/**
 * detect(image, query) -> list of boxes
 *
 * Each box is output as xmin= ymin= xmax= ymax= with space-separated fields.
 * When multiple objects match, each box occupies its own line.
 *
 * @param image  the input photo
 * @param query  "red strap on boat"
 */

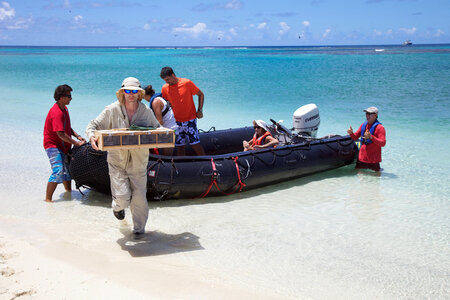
xmin=195 ymin=157 xmax=246 ymax=199
xmin=232 ymin=156 xmax=246 ymax=193
xmin=195 ymin=158 xmax=218 ymax=199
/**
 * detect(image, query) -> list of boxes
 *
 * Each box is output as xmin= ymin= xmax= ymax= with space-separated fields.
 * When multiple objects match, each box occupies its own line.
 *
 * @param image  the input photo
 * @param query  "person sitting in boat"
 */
xmin=243 ymin=120 xmax=279 ymax=151
xmin=144 ymin=85 xmax=176 ymax=156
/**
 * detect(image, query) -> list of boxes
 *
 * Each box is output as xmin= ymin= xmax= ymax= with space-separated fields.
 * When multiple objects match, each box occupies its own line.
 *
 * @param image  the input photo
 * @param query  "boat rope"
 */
xmin=194 ymin=157 xmax=246 ymax=199
xmin=243 ymin=159 xmax=252 ymax=179
xmin=76 ymin=184 xmax=91 ymax=195
xmin=252 ymin=149 xmax=277 ymax=166
xmin=198 ymin=126 xmax=216 ymax=133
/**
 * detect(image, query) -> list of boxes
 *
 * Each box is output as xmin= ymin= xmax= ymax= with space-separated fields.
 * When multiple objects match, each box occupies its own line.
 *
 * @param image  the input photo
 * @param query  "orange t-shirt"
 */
xmin=161 ymin=78 xmax=200 ymax=122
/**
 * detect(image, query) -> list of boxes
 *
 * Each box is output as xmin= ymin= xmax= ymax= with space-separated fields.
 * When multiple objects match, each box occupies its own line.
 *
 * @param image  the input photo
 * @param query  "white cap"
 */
xmin=363 ymin=106 xmax=379 ymax=114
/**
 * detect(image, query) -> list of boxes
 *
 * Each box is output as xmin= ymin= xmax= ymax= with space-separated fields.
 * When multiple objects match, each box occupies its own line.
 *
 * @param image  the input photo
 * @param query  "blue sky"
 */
xmin=0 ymin=0 xmax=448 ymax=46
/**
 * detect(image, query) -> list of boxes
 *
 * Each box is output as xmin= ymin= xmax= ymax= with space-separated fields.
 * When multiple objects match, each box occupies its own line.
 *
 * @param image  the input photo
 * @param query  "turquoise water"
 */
xmin=0 ymin=45 xmax=449 ymax=298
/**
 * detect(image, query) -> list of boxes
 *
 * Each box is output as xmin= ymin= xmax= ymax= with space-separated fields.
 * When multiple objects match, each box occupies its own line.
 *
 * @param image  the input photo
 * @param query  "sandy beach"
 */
xmin=0 ymin=210 xmax=281 ymax=300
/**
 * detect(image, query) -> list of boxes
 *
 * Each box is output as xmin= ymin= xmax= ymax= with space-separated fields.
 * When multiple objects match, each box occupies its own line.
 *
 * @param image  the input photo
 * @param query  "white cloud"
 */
xmin=6 ymin=17 xmax=31 ymax=29
xmin=64 ymin=0 xmax=71 ymax=9
xmin=0 ymin=2 xmax=15 ymax=21
xmin=257 ymin=22 xmax=267 ymax=30
xmin=323 ymin=28 xmax=331 ymax=38
xmin=302 ymin=20 xmax=310 ymax=27
xmin=229 ymin=27 xmax=237 ymax=36
xmin=172 ymin=22 xmax=209 ymax=38
xmin=374 ymin=29 xmax=393 ymax=36
xmin=225 ymin=0 xmax=242 ymax=10
xmin=399 ymin=27 xmax=416 ymax=35
xmin=143 ymin=23 xmax=151 ymax=30
xmin=435 ymin=29 xmax=444 ymax=37
xmin=279 ymin=22 xmax=290 ymax=35
xmin=74 ymin=15 xmax=83 ymax=22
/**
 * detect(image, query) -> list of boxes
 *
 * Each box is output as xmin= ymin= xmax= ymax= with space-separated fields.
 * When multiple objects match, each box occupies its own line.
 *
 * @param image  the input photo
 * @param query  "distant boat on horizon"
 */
xmin=403 ymin=40 xmax=412 ymax=46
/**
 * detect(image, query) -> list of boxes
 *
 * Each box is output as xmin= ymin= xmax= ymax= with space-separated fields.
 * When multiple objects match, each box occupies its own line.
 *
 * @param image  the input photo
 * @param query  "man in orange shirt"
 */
xmin=160 ymin=66 xmax=205 ymax=156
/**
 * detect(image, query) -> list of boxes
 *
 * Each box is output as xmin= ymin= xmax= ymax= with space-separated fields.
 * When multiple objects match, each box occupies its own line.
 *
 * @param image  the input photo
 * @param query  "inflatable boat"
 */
xmin=70 ymin=104 xmax=358 ymax=200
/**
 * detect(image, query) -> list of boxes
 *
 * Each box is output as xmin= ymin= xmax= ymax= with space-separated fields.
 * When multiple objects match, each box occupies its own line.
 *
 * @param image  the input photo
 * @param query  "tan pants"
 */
xmin=108 ymin=163 xmax=148 ymax=234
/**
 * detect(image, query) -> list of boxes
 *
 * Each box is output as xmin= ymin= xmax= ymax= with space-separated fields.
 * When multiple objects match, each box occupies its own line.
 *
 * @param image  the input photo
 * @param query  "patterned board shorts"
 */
xmin=175 ymin=118 xmax=201 ymax=146
xmin=46 ymin=148 xmax=71 ymax=183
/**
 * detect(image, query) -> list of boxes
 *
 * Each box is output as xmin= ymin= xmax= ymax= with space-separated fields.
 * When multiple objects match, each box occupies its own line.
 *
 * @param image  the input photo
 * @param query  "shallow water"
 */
xmin=0 ymin=45 xmax=449 ymax=298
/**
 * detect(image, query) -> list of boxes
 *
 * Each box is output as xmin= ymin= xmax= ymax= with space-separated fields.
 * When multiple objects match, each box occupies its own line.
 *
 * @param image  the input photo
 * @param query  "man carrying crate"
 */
xmin=86 ymin=77 xmax=160 ymax=239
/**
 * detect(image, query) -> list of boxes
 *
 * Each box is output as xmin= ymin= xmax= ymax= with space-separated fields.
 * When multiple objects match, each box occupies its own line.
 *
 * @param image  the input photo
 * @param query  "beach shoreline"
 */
xmin=0 ymin=213 xmax=282 ymax=300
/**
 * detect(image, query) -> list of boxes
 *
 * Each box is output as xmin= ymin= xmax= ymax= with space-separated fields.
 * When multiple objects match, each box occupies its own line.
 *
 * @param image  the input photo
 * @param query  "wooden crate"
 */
xmin=94 ymin=128 xmax=175 ymax=151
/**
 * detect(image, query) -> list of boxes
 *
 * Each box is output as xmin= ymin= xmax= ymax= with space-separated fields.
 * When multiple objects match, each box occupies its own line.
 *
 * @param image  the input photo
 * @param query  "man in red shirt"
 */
xmin=347 ymin=106 xmax=386 ymax=172
xmin=43 ymin=84 xmax=86 ymax=202
xmin=160 ymin=66 xmax=205 ymax=156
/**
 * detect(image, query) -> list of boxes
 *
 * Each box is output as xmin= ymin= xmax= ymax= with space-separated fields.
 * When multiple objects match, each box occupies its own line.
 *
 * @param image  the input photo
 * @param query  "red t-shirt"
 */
xmin=43 ymin=103 xmax=72 ymax=154
xmin=161 ymin=78 xmax=200 ymax=122
xmin=350 ymin=122 xmax=386 ymax=163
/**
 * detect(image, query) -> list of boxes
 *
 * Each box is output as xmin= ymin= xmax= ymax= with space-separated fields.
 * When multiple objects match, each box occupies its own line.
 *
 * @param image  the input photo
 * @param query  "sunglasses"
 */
xmin=65 ymin=94 xmax=72 ymax=99
xmin=254 ymin=126 xmax=262 ymax=129
xmin=124 ymin=89 xmax=139 ymax=94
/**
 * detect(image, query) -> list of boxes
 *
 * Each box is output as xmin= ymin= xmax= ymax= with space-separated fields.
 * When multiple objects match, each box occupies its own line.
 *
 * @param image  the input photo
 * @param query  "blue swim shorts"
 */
xmin=175 ymin=118 xmax=201 ymax=146
xmin=46 ymin=148 xmax=71 ymax=183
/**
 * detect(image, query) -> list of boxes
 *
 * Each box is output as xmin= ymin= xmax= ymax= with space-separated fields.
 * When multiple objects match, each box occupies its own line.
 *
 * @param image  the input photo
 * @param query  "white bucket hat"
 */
xmin=253 ymin=120 xmax=269 ymax=132
xmin=117 ymin=77 xmax=144 ymax=100
xmin=120 ymin=77 xmax=144 ymax=91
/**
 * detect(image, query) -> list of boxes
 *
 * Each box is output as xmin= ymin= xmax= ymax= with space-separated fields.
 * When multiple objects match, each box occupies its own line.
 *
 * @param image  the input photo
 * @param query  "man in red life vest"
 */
xmin=243 ymin=120 xmax=279 ymax=151
xmin=347 ymin=106 xmax=386 ymax=172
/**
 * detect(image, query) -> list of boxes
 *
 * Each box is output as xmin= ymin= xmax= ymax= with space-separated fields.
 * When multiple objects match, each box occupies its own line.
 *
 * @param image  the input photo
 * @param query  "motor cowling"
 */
xmin=293 ymin=104 xmax=320 ymax=137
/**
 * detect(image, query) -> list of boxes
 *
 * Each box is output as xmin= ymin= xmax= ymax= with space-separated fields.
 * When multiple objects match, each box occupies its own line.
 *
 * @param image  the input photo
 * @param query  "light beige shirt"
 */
xmin=86 ymin=101 xmax=160 ymax=171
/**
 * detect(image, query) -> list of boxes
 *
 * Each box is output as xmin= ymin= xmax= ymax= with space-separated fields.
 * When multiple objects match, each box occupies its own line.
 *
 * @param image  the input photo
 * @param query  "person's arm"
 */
xmin=196 ymin=89 xmax=204 ymax=119
xmin=151 ymin=98 xmax=164 ymax=126
xmin=71 ymin=129 xmax=86 ymax=143
xmin=86 ymin=108 xmax=111 ymax=151
xmin=253 ymin=135 xmax=279 ymax=149
xmin=243 ymin=139 xmax=254 ymax=151
xmin=348 ymin=124 xmax=362 ymax=140
xmin=56 ymin=131 xmax=85 ymax=147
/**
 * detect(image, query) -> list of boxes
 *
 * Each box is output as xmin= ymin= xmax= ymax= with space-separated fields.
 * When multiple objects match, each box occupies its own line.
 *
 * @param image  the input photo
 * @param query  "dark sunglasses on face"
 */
xmin=254 ymin=126 xmax=261 ymax=129
xmin=65 ymin=94 xmax=72 ymax=99
xmin=124 ymin=89 xmax=139 ymax=94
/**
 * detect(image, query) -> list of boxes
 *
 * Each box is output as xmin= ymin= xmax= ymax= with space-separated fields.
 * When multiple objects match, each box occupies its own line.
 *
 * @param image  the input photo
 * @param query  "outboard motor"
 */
xmin=293 ymin=104 xmax=320 ymax=137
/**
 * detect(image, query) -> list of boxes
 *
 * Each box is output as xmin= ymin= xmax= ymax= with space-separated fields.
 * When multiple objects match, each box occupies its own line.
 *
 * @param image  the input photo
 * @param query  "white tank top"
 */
xmin=154 ymin=97 xmax=177 ymax=130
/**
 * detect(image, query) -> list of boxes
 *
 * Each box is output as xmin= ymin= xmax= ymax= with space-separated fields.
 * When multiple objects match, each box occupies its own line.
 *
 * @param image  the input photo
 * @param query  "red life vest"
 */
xmin=252 ymin=131 xmax=272 ymax=146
